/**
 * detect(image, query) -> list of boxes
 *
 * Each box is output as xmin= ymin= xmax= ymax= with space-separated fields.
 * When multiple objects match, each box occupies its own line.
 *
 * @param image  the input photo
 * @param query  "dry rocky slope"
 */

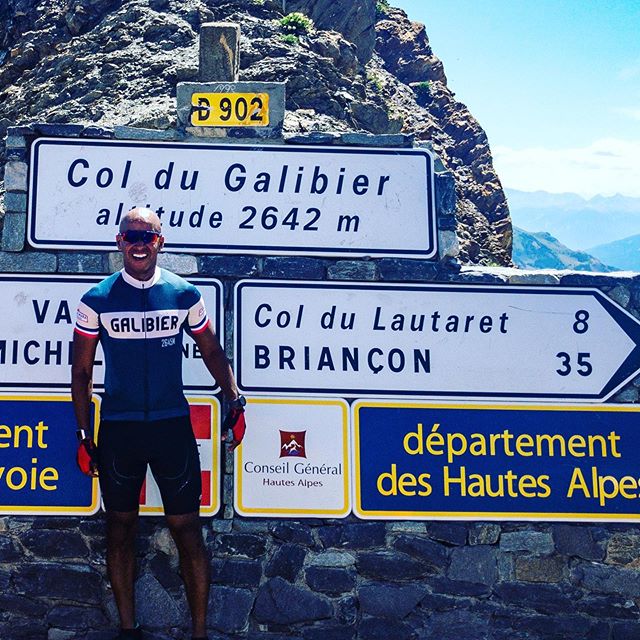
xmin=0 ymin=0 xmax=512 ymax=265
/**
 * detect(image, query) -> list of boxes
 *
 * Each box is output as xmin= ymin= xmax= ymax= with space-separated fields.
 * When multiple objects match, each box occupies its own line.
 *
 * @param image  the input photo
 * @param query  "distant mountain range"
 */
xmin=507 ymin=189 xmax=640 ymax=272
xmin=512 ymin=228 xmax=616 ymax=272
xmin=589 ymin=234 xmax=640 ymax=271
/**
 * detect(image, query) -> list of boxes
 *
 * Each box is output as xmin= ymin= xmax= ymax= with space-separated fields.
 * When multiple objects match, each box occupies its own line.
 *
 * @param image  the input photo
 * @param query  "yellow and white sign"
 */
xmin=234 ymin=397 xmax=350 ymax=518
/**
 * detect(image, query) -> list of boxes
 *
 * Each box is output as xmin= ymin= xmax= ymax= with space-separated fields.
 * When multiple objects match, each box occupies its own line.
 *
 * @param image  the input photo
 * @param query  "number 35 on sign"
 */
xmin=191 ymin=92 xmax=269 ymax=126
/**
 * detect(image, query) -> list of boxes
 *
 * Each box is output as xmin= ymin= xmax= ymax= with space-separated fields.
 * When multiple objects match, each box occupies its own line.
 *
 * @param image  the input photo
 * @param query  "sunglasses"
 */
xmin=120 ymin=230 xmax=161 ymax=244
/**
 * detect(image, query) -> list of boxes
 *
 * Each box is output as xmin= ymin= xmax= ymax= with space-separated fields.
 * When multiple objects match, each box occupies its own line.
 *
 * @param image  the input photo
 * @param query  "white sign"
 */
xmin=28 ymin=138 xmax=436 ymax=258
xmin=234 ymin=281 xmax=640 ymax=402
xmin=0 ymin=275 xmax=222 ymax=392
xmin=234 ymin=397 xmax=350 ymax=518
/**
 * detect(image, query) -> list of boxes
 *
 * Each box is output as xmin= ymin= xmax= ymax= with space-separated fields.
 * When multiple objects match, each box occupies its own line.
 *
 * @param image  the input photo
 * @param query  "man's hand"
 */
xmin=76 ymin=437 xmax=99 ymax=476
xmin=222 ymin=398 xmax=246 ymax=451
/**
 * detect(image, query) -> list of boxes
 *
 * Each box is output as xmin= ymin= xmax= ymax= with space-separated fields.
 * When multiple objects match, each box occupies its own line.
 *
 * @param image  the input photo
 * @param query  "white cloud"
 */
xmin=618 ymin=60 xmax=640 ymax=81
xmin=614 ymin=107 xmax=640 ymax=121
xmin=492 ymin=138 xmax=640 ymax=198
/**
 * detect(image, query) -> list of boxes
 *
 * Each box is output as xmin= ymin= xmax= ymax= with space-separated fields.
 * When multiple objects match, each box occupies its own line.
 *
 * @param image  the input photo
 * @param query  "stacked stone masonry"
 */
xmin=1 ymin=126 xmax=639 ymax=639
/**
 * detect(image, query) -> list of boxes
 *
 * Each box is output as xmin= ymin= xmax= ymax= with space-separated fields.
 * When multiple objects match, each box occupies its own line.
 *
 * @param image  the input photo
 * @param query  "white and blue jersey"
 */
xmin=75 ymin=267 xmax=209 ymax=421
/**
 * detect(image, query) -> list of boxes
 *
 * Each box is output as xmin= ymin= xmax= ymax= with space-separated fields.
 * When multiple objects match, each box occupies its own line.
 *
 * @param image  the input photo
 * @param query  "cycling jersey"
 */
xmin=75 ymin=267 xmax=209 ymax=421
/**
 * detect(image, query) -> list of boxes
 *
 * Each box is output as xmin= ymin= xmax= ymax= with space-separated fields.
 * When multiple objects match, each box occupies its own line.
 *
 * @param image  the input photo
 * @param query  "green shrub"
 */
xmin=413 ymin=80 xmax=431 ymax=102
xmin=279 ymin=12 xmax=313 ymax=35
xmin=367 ymin=71 xmax=383 ymax=92
xmin=376 ymin=0 xmax=390 ymax=18
xmin=280 ymin=33 xmax=299 ymax=45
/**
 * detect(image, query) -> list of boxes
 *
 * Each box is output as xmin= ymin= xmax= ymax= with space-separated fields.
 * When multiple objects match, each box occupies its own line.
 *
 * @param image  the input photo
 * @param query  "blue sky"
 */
xmin=395 ymin=0 xmax=640 ymax=198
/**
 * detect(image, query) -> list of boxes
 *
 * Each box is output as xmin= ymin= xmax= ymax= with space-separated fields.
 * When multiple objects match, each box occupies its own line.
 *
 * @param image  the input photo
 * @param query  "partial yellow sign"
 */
xmin=0 ymin=393 xmax=100 ymax=516
xmin=191 ymin=93 xmax=269 ymax=126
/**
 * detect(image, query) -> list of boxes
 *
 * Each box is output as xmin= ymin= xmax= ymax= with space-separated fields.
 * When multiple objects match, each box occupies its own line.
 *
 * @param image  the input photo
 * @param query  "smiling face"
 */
xmin=116 ymin=208 xmax=164 ymax=281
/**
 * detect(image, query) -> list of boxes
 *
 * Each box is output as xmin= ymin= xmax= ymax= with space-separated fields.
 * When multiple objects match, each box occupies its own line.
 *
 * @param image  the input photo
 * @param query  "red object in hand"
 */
xmin=76 ymin=438 xmax=98 ymax=476
xmin=223 ymin=407 xmax=246 ymax=451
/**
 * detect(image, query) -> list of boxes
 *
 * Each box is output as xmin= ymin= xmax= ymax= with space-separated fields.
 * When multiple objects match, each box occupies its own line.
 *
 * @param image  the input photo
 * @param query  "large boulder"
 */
xmin=287 ymin=0 xmax=377 ymax=62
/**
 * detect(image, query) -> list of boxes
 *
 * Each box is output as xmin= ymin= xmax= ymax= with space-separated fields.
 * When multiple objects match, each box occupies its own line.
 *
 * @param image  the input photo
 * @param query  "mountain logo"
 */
xmin=280 ymin=430 xmax=307 ymax=458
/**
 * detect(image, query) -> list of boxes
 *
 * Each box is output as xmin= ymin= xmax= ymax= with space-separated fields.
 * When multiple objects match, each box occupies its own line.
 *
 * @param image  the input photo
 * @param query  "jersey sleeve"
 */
xmin=75 ymin=299 xmax=100 ymax=339
xmin=187 ymin=295 xmax=210 ymax=334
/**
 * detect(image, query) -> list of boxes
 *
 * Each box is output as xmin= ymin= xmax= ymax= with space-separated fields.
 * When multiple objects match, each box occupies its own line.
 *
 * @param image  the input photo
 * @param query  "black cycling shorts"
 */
xmin=97 ymin=415 xmax=202 ymax=515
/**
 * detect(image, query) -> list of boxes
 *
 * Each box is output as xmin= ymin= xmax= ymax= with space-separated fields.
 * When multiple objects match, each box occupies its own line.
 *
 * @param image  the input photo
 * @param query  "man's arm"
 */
xmin=71 ymin=332 xmax=99 ymax=433
xmin=191 ymin=324 xmax=239 ymax=400
xmin=191 ymin=319 xmax=246 ymax=451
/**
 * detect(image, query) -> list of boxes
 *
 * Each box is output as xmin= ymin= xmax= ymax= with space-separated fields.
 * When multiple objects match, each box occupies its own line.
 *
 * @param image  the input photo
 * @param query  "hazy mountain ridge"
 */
xmin=506 ymin=188 xmax=640 ymax=251
xmin=512 ymin=227 xmax=616 ymax=272
xmin=589 ymin=234 xmax=640 ymax=272
xmin=508 ymin=189 xmax=639 ymax=272
xmin=507 ymin=189 xmax=640 ymax=214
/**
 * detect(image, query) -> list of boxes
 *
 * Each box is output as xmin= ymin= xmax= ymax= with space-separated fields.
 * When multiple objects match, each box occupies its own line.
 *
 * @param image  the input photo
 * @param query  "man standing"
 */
xmin=72 ymin=208 xmax=246 ymax=640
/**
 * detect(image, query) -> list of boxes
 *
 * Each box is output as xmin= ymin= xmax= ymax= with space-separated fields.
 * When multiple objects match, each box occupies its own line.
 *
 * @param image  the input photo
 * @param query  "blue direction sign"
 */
xmin=0 ymin=394 xmax=100 ymax=515
xmin=235 ymin=281 xmax=640 ymax=402
xmin=353 ymin=400 xmax=640 ymax=522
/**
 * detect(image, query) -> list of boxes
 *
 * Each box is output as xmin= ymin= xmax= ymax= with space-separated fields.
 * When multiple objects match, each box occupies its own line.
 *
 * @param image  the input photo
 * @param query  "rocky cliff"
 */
xmin=0 ymin=0 xmax=512 ymax=265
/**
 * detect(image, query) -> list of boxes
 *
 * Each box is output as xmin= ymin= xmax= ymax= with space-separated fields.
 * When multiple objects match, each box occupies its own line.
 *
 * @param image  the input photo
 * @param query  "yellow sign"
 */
xmin=191 ymin=93 xmax=269 ymax=127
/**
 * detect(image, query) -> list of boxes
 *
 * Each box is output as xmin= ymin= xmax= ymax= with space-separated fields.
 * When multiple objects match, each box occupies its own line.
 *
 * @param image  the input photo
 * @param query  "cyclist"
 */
xmin=72 ymin=207 xmax=246 ymax=640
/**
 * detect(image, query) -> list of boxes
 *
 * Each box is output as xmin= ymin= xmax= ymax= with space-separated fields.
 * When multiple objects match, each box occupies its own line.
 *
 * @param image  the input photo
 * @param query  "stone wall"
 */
xmin=1 ymin=125 xmax=640 ymax=640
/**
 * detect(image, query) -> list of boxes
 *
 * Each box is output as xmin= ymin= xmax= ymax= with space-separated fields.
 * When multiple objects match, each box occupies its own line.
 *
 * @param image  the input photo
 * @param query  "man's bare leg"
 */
xmin=106 ymin=510 xmax=139 ymax=630
xmin=166 ymin=511 xmax=210 ymax=639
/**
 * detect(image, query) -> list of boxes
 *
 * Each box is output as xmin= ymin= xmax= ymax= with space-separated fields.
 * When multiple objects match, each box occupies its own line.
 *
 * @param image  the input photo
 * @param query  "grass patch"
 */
xmin=279 ymin=12 xmax=313 ymax=35
xmin=367 ymin=71 xmax=383 ymax=92
xmin=413 ymin=80 xmax=431 ymax=102
xmin=280 ymin=33 xmax=299 ymax=45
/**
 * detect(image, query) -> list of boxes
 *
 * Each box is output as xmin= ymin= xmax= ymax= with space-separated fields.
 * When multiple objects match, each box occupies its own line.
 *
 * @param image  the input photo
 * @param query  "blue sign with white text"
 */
xmin=0 ymin=394 xmax=99 ymax=515
xmin=353 ymin=400 xmax=640 ymax=521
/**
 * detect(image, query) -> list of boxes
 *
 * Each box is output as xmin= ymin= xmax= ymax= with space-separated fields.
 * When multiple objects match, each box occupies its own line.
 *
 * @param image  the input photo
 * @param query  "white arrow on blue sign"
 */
xmin=234 ymin=281 xmax=640 ymax=402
